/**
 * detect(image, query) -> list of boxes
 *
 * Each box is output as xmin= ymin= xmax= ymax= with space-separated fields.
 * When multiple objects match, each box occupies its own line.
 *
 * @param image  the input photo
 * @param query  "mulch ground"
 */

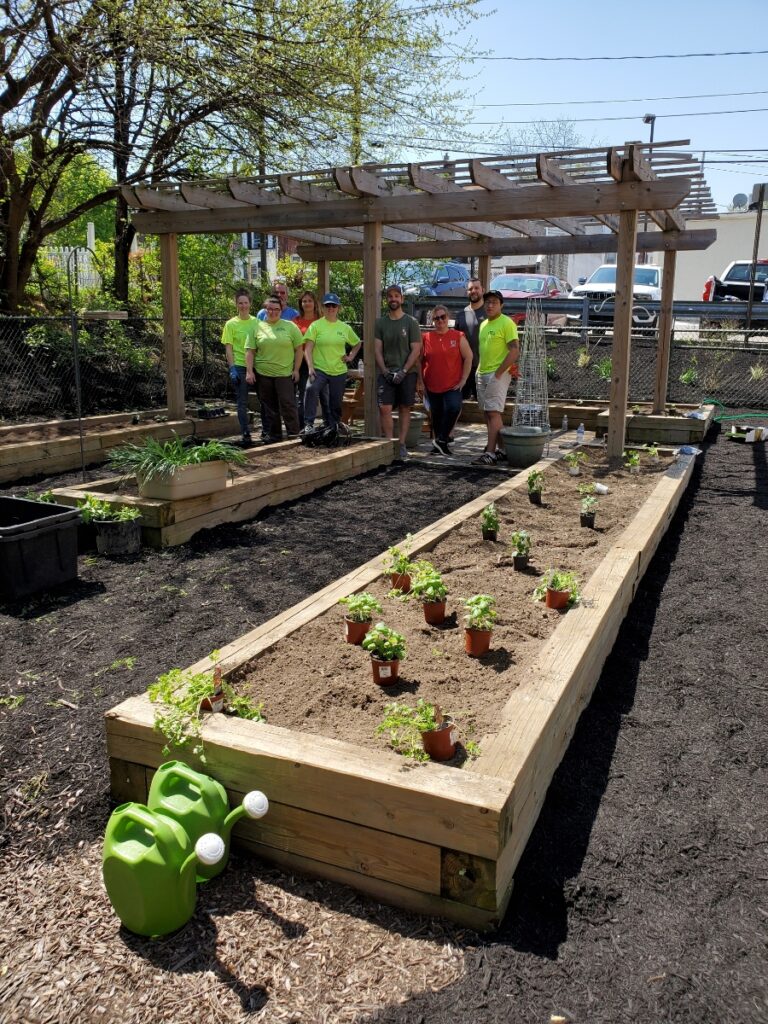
xmin=1 ymin=425 xmax=766 ymax=1024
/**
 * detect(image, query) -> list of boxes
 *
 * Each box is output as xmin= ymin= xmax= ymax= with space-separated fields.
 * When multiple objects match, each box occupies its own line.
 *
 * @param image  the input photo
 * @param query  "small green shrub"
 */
xmin=77 ymin=495 xmax=141 ymax=522
xmin=463 ymin=594 xmax=497 ymax=631
xmin=382 ymin=534 xmax=414 ymax=576
xmin=533 ymin=569 xmax=581 ymax=606
xmin=480 ymin=503 xmax=500 ymax=532
xmin=375 ymin=699 xmax=448 ymax=761
xmin=362 ymin=623 xmax=406 ymax=661
xmin=509 ymin=529 xmax=531 ymax=557
xmin=594 ymin=356 xmax=612 ymax=381
xmin=527 ymin=469 xmax=544 ymax=493
xmin=339 ymin=592 xmax=383 ymax=623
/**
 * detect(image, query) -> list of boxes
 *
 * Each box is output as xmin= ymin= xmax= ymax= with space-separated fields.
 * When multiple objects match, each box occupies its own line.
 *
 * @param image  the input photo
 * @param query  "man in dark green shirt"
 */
xmin=374 ymin=285 xmax=422 ymax=460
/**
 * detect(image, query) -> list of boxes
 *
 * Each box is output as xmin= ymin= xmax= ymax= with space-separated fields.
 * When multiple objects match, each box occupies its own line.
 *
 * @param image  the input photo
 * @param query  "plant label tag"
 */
xmin=379 ymin=665 xmax=392 ymax=679
xmin=449 ymin=729 xmax=457 ymax=745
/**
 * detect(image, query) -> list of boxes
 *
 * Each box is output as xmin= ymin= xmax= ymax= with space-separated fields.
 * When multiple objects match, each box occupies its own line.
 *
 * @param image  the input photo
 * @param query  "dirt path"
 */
xmin=0 ymin=429 xmax=766 ymax=1024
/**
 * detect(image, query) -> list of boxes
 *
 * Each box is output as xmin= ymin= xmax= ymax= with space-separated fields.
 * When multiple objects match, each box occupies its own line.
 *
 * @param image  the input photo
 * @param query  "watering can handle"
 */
xmin=117 ymin=804 xmax=168 ymax=841
xmin=161 ymin=760 xmax=205 ymax=791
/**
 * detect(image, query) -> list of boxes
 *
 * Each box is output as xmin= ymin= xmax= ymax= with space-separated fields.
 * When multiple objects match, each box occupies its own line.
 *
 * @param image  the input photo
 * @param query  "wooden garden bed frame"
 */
xmin=105 ymin=450 xmax=696 ymax=928
xmin=50 ymin=438 xmax=396 ymax=547
xmin=0 ymin=408 xmax=238 ymax=484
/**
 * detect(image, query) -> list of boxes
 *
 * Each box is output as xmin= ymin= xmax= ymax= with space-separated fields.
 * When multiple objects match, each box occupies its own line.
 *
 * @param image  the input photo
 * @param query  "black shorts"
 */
xmin=377 ymin=372 xmax=418 ymax=408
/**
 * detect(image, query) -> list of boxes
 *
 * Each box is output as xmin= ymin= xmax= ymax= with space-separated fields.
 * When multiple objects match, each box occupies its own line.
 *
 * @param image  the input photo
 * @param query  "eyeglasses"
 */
xmin=432 ymin=314 xmax=448 ymax=321
xmin=324 ymin=303 xmax=339 ymax=308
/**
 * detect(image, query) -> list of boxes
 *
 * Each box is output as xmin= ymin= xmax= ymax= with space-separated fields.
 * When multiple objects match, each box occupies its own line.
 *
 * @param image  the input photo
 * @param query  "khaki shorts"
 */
xmin=476 ymin=370 xmax=511 ymax=413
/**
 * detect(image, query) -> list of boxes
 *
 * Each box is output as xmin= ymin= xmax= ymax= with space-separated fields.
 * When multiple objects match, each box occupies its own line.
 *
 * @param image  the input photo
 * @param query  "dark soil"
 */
xmin=1 ymin=426 xmax=767 ymax=1024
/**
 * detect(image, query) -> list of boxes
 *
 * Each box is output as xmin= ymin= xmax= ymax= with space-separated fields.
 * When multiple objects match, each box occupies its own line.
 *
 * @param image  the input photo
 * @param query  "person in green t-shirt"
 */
xmin=245 ymin=295 xmax=304 ymax=441
xmin=374 ymin=285 xmax=422 ymax=460
xmin=221 ymin=288 xmax=259 ymax=446
xmin=472 ymin=290 xmax=520 ymax=466
xmin=303 ymin=293 xmax=361 ymax=429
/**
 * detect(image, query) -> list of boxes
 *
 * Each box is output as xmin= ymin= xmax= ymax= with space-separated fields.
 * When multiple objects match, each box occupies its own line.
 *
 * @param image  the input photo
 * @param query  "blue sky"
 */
xmin=412 ymin=0 xmax=768 ymax=212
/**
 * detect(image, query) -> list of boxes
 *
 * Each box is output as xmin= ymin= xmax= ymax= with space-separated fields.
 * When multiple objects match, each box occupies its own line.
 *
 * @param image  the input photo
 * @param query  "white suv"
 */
xmin=568 ymin=264 xmax=661 ymax=328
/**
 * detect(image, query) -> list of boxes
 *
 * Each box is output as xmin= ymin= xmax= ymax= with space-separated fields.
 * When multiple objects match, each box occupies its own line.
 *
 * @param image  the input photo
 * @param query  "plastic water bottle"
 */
xmin=561 ymin=414 xmax=568 ymax=432
xmin=576 ymin=422 xmax=585 ymax=444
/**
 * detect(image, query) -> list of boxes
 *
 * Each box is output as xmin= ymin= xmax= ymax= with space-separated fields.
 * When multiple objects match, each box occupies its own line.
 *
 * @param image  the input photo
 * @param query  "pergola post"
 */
xmin=159 ymin=233 xmax=185 ymax=420
xmin=606 ymin=209 xmax=638 ymax=461
xmin=653 ymin=249 xmax=677 ymax=413
xmin=478 ymin=254 xmax=491 ymax=289
xmin=317 ymin=259 xmax=330 ymax=298
xmin=362 ymin=222 xmax=382 ymax=436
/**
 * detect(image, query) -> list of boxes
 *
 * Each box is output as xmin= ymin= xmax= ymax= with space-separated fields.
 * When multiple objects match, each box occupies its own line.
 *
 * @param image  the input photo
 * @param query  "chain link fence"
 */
xmin=1 ymin=314 xmax=766 ymax=425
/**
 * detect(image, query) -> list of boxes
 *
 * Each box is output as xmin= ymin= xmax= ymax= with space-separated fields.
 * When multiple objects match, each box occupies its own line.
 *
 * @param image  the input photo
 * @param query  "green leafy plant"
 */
xmin=382 ymin=534 xmax=414 ymax=576
xmin=463 ymin=594 xmax=497 ymax=631
xmin=545 ymin=356 xmax=557 ymax=379
xmin=480 ymin=503 xmax=500 ymax=532
xmin=0 ymin=695 xmax=25 ymax=710
xmin=577 ymin=482 xmax=595 ymax=497
xmin=410 ymin=564 xmax=447 ymax=603
xmin=576 ymin=347 xmax=591 ymax=369
xmin=564 ymin=450 xmax=587 ymax=468
xmin=679 ymin=357 xmax=699 ymax=386
xmin=77 ymin=495 xmax=141 ymax=522
xmin=362 ymin=623 xmax=406 ymax=662
xmin=375 ymin=699 xmax=449 ymax=762
xmin=749 ymin=363 xmax=766 ymax=382
xmin=24 ymin=489 xmax=55 ymax=503
xmin=533 ymin=569 xmax=581 ymax=606
xmin=594 ymin=355 xmax=612 ymax=381
xmin=646 ymin=444 xmax=659 ymax=459
xmin=623 ymin=449 xmax=641 ymax=469
xmin=509 ymin=529 xmax=531 ymax=557
xmin=527 ymin=469 xmax=544 ymax=493
xmin=108 ymin=435 xmax=247 ymax=481
xmin=339 ymin=592 xmax=383 ymax=623
xmin=580 ymin=495 xmax=598 ymax=514
xmin=109 ymin=656 xmax=136 ymax=671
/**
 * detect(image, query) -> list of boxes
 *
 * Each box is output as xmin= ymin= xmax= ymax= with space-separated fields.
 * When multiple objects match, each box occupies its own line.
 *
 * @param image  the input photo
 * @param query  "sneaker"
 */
xmin=241 ymin=434 xmax=254 ymax=448
xmin=431 ymin=439 xmax=445 ymax=456
xmin=398 ymin=443 xmax=409 ymax=461
xmin=472 ymin=451 xmax=498 ymax=466
xmin=433 ymin=439 xmax=453 ymax=457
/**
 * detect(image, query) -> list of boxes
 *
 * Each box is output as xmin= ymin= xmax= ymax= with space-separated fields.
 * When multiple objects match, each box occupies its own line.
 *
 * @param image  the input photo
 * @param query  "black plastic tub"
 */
xmin=0 ymin=497 xmax=81 ymax=600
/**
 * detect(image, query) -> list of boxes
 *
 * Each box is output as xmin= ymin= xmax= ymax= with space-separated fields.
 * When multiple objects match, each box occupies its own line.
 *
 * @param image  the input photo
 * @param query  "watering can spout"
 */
xmin=222 ymin=790 xmax=269 ymax=837
xmin=181 ymin=833 xmax=226 ymax=883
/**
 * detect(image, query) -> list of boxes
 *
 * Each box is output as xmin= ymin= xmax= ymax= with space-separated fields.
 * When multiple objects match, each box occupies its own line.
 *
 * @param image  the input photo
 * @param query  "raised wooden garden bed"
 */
xmin=105 ymin=448 xmax=695 ymax=928
xmin=51 ymin=438 xmax=396 ymax=547
xmin=0 ymin=408 xmax=238 ymax=484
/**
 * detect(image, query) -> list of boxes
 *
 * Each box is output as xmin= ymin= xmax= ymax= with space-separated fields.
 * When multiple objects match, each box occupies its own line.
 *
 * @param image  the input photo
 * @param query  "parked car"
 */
xmin=702 ymin=260 xmax=768 ymax=303
xmin=403 ymin=262 xmax=470 ymax=298
xmin=489 ymin=272 xmax=570 ymax=326
xmin=568 ymin=264 xmax=661 ymax=329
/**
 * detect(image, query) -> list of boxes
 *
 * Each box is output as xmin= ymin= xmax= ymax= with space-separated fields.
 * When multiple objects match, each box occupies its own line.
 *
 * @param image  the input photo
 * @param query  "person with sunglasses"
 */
xmin=374 ymin=284 xmax=422 ymax=460
xmin=303 ymin=293 xmax=361 ymax=429
xmin=419 ymin=305 xmax=473 ymax=456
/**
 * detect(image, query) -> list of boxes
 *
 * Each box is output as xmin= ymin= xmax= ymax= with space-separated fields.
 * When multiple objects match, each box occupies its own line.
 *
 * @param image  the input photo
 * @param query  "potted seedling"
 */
xmin=480 ymin=502 xmax=500 ymax=542
xmin=376 ymin=699 xmax=457 ymax=762
xmin=624 ymin=449 xmax=641 ymax=475
xmin=77 ymin=495 xmax=142 ymax=556
xmin=362 ymin=622 xmax=406 ymax=686
xmin=339 ymin=592 xmax=383 ymax=645
xmin=646 ymin=444 xmax=660 ymax=465
xmin=527 ymin=468 xmax=544 ymax=505
xmin=580 ymin=494 xmax=598 ymax=528
xmin=463 ymin=594 xmax=497 ymax=657
xmin=564 ymin=450 xmax=587 ymax=476
xmin=410 ymin=563 xmax=448 ymax=625
xmin=509 ymin=529 xmax=531 ymax=570
xmin=108 ymin=435 xmax=248 ymax=501
xmin=382 ymin=534 xmax=415 ymax=593
xmin=534 ymin=569 xmax=581 ymax=610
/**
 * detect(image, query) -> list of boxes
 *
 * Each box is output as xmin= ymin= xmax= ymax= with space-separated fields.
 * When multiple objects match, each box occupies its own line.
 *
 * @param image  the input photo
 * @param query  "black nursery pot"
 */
xmin=580 ymin=512 xmax=596 ymax=529
xmin=528 ymin=491 xmax=542 ymax=506
xmin=512 ymin=553 xmax=529 ymax=570
xmin=482 ymin=527 xmax=497 ymax=542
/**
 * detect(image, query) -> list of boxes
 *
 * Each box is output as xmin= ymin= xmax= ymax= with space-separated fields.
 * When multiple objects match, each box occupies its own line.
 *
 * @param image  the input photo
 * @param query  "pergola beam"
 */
xmin=469 ymin=159 xmax=584 ymax=236
xmin=537 ymin=155 xmax=618 ymax=233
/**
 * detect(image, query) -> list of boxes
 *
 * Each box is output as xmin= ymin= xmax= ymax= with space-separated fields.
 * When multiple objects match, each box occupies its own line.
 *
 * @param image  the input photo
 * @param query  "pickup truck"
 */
xmin=702 ymin=260 xmax=768 ymax=304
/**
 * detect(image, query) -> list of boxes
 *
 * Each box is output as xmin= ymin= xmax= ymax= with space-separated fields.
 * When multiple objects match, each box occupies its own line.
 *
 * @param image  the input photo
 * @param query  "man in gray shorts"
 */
xmin=473 ymin=289 xmax=520 ymax=465
xmin=374 ymin=284 xmax=422 ymax=460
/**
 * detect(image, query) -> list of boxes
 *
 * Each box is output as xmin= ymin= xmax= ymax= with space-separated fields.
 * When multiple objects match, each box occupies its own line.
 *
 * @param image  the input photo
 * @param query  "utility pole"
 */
xmin=746 ymin=182 xmax=767 ymax=334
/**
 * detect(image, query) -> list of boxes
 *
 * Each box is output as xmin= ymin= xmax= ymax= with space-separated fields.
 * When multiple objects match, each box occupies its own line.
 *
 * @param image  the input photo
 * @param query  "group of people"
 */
xmin=221 ymin=275 xmax=519 ymax=464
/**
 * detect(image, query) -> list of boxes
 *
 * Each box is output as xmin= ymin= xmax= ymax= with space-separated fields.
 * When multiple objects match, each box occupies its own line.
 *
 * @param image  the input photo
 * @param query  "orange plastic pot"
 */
xmin=371 ymin=657 xmax=399 ymax=686
xmin=420 ymin=719 xmax=457 ymax=761
xmin=545 ymin=587 xmax=570 ymax=610
xmin=390 ymin=572 xmax=411 ymax=593
xmin=464 ymin=628 xmax=492 ymax=657
xmin=423 ymin=600 xmax=446 ymax=626
xmin=344 ymin=617 xmax=371 ymax=645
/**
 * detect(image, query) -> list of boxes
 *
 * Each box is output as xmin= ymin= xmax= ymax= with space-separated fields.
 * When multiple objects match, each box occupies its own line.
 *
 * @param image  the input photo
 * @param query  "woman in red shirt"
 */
xmin=420 ymin=304 xmax=473 ymax=456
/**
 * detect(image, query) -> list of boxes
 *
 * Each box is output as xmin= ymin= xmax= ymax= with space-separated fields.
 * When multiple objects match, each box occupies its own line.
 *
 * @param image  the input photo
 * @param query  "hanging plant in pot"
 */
xmin=338 ymin=592 xmax=383 ymax=645
xmin=108 ymin=436 xmax=248 ymax=501
xmin=463 ymin=594 xmax=497 ymax=657
xmin=480 ymin=502 xmax=500 ymax=542
xmin=527 ymin=469 xmax=544 ymax=505
xmin=77 ymin=495 xmax=142 ymax=556
xmin=382 ymin=534 xmax=415 ymax=593
xmin=623 ymin=449 xmax=641 ymax=475
xmin=563 ymin=450 xmax=587 ymax=477
xmin=509 ymin=529 xmax=531 ymax=570
xmin=533 ymin=569 xmax=581 ymax=611
xmin=376 ymin=699 xmax=458 ymax=762
xmin=362 ymin=623 xmax=406 ymax=686
xmin=409 ymin=563 xmax=448 ymax=625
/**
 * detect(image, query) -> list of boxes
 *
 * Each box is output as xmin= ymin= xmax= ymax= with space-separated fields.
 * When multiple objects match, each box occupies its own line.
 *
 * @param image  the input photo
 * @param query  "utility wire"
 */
xmin=469 ymin=90 xmax=768 ymax=109
xmin=452 ymin=49 xmax=768 ymax=62
xmin=466 ymin=107 xmax=768 ymax=126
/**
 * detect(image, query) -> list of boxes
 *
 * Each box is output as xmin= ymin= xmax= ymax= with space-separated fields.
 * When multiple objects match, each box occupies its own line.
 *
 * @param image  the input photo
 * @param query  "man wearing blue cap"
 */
xmin=374 ymin=284 xmax=422 ymax=460
xmin=303 ymin=293 xmax=362 ymax=429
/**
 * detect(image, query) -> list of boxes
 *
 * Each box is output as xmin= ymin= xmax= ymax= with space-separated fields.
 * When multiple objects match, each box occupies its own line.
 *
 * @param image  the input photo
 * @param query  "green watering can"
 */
xmin=102 ymin=803 xmax=225 ymax=937
xmin=147 ymin=760 xmax=269 ymax=881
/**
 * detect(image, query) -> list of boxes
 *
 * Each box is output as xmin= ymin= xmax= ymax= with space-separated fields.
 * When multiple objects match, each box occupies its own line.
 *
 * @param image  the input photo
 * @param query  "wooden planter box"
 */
xmin=52 ymin=439 xmax=396 ymax=547
xmin=106 ymin=451 xmax=695 ymax=928
xmin=137 ymin=460 xmax=229 ymax=501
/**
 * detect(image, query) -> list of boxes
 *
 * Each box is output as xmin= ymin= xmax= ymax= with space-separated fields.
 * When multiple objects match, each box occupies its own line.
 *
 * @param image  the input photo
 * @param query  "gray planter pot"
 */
xmin=499 ymin=426 xmax=550 ymax=468
xmin=391 ymin=411 xmax=426 ymax=449
xmin=95 ymin=520 xmax=142 ymax=557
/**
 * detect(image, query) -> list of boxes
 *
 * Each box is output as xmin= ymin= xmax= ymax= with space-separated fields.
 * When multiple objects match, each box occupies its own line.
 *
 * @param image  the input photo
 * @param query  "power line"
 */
xmin=452 ymin=49 xmax=768 ymax=62
xmin=466 ymin=107 xmax=768 ymax=127
xmin=469 ymin=90 xmax=768 ymax=109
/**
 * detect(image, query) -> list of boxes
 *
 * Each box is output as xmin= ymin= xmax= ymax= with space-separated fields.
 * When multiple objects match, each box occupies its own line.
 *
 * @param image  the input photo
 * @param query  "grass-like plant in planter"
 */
xmin=339 ymin=592 xmax=383 ymax=645
xmin=362 ymin=623 xmax=406 ymax=686
xmin=509 ymin=529 xmax=531 ymax=570
xmin=376 ymin=699 xmax=457 ymax=762
xmin=409 ymin=562 xmax=448 ymax=626
xmin=527 ymin=468 xmax=544 ymax=505
xmin=148 ymin=658 xmax=264 ymax=761
xmin=480 ymin=503 xmax=500 ymax=541
xmin=382 ymin=534 xmax=415 ymax=592
xmin=77 ymin=495 xmax=142 ymax=556
xmin=534 ymin=569 xmax=581 ymax=610
xmin=463 ymin=594 xmax=497 ymax=657
xmin=108 ymin=435 xmax=248 ymax=500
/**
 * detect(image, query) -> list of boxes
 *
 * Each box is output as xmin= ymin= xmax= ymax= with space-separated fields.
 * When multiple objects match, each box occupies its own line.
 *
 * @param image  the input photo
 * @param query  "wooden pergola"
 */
xmin=123 ymin=141 xmax=717 ymax=459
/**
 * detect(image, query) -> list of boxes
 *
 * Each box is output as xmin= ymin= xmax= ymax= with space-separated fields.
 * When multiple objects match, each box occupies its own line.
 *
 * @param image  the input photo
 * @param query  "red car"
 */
xmin=489 ymin=273 xmax=570 ymax=326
